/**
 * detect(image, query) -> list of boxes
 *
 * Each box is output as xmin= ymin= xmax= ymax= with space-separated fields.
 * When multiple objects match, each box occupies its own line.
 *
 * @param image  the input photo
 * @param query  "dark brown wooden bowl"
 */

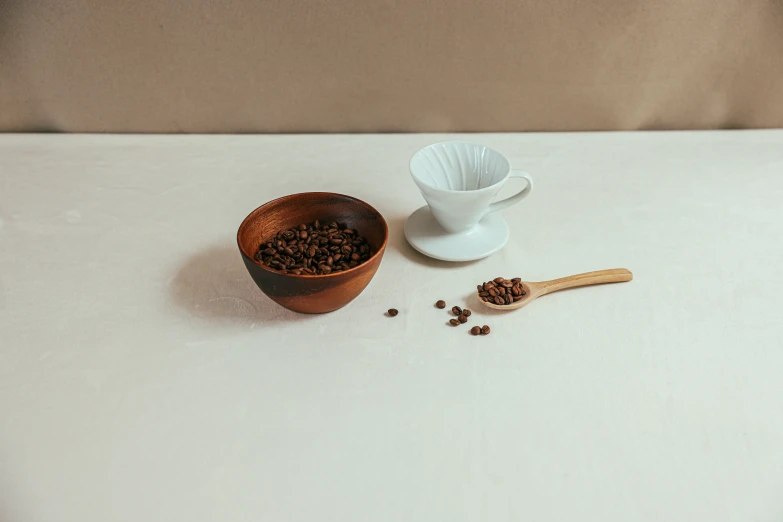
xmin=237 ymin=192 xmax=388 ymax=314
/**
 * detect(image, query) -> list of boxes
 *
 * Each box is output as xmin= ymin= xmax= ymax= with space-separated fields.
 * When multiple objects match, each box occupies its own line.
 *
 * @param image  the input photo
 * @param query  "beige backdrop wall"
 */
xmin=1 ymin=0 xmax=782 ymax=133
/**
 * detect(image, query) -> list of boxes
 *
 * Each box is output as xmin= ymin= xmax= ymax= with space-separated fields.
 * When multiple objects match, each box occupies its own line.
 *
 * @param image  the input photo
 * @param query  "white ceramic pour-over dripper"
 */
xmin=409 ymin=141 xmax=533 ymax=234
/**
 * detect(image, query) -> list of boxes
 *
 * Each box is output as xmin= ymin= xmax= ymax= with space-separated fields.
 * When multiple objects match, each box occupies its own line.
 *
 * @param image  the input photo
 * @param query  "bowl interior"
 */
xmin=238 ymin=192 xmax=388 ymax=270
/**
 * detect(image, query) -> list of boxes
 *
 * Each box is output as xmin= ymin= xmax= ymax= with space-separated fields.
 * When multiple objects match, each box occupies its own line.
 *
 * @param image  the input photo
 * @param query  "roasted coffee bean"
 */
xmin=481 ymin=325 xmax=490 ymax=335
xmin=388 ymin=308 xmax=399 ymax=317
xmin=458 ymin=314 xmax=468 ymax=324
xmin=451 ymin=306 xmax=462 ymax=316
xmin=255 ymin=219 xmax=372 ymax=275
xmin=504 ymin=294 xmax=512 ymax=304
xmin=494 ymin=296 xmax=504 ymax=305
xmin=471 ymin=326 xmax=481 ymax=335
xmin=436 ymin=300 xmax=446 ymax=309
xmin=449 ymin=318 xmax=461 ymax=326
xmin=493 ymin=277 xmax=505 ymax=284
xmin=488 ymin=287 xmax=499 ymax=297
xmin=462 ymin=309 xmax=471 ymax=317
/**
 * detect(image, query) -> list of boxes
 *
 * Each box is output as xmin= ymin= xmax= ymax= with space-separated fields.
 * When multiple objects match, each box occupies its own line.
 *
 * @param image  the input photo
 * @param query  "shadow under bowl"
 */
xmin=237 ymin=192 xmax=388 ymax=314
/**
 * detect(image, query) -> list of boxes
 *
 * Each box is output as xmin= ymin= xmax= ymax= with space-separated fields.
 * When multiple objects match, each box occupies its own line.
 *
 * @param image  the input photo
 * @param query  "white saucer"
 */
xmin=404 ymin=206 xmax=510 ymax=262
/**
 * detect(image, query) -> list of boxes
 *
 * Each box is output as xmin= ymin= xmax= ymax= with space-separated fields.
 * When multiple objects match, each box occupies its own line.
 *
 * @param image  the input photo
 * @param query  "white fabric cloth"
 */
xmin=1 ymin=132 xmax=782 ymax=522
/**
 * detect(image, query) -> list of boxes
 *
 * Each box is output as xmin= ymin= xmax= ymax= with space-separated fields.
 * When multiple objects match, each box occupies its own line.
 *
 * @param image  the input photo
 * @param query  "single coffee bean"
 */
xmin=470 ymin=326 xmax=481 ymax=335
xmin=481 ymin=325 xmax=490 ymax=335
xmin=504 ymin=293 xmax=512 ymax=304
xmin=449 ymin=318 xmax=461 ymax=326
xmin=512 ymin=294 xmax=524 ymax=302
xmin=462 ymin=309 xmax=472 ymax=317
xmin=494 ymin=277 xmax=505 ymax=284
xmin=458 ymin=314 xmax=467 ymax=324
xmin=436 ymin=300 xmax=446 ymax=309
xmin=488 ymin=287 xmax=499 ymax=297
xmin=451 ymin=306 xmax=462 ymax=316
xmin=494 ymin=296 xmax=504 ymax=305
xmin=388 ymin=308 xmax=399 ymax=317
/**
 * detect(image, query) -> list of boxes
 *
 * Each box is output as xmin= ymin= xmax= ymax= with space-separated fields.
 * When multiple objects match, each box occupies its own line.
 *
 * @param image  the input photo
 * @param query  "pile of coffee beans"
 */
xmin=255 ymin=220 xmax=372 ymax=275
xmin=448 ymin=306 xmax=472 ymax=326
xmin=477 ymin=277 xmax=526 ymax=305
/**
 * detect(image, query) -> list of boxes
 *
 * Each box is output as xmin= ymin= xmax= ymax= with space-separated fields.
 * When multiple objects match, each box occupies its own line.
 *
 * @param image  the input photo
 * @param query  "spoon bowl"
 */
xmin=479 ymin=269 xmax=633 ymax=310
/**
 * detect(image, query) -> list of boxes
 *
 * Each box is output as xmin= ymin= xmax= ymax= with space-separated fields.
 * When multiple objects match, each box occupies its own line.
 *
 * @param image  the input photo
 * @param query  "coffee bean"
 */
xmin=493 ymin=277 xmax=505 ymax=284
xmin=481 ymin=325 xmax=490 ymax=335
xmin=255 ymin=219 xmax=372 ymax=275
xmin=494 ymin=296 xmax=504 ymax=305
xmin=449 ymin=318 xmax=461 ymax=326
xmin=436 ymin=300 xmax=446 ymax=309
xmin=504 ymin=293 xmax=512 ymax=304
xmin=451 ymin=306 xmax=462 ymax=316
xmin=458 ymin=314 xmax=467 ymax=323
xmin=471 ymin=326 xmax=481 ymax=335
xmin=488 ymin=287 xmax=499 ymax=297
xmin=462 ymin=309 xmax=471 ymax=317
xmin=388 ymin=308 xmax=399 ymax=317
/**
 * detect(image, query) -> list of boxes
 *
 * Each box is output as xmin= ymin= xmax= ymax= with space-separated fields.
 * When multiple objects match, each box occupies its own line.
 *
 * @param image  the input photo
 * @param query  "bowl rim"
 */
xmin=237 ymin=191 xmax=389 ymax=279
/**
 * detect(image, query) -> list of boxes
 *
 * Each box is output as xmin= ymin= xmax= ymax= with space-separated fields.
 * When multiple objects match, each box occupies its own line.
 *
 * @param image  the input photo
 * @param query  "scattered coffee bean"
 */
xmin=388 ymin=308 xmax=399 ymax=317
xmin=481 ymin=325 xmax=491 ymax=335
xmin=451 ymin=306 xmax=462 ymax=316
xmin=255 ymin=219 xmax=372 ymax=275
xmin=458 ymin=314 xmax=468 ymax=324
xmin=470 ymin=326 xmax=481 ymax=335
xmin=462 ymin=309 xmax=471 ymax=317
xmin=478 ymin=277 xmax=527 ymax=305
xmin=436 ymin=300 xmax=446 ymax=309
xmin=449 ymin=318 xmax=461 ymax=326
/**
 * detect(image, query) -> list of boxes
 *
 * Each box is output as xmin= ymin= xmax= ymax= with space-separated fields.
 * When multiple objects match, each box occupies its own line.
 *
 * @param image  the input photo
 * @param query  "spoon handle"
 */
xmin=534 ymin=268 xmax=633 ymax=296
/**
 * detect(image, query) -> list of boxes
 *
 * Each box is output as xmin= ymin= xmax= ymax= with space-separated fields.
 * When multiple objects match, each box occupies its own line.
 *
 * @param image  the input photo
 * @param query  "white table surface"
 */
xmin=1 ymin=132 xmax=782 ymax=522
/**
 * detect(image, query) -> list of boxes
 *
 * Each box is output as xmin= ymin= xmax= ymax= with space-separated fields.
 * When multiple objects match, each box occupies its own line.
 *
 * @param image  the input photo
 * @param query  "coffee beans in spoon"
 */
xmin=254 ymin=220 xmax=372 ymax=275
xmin=477 ymin=277 xmax=526 ymax=305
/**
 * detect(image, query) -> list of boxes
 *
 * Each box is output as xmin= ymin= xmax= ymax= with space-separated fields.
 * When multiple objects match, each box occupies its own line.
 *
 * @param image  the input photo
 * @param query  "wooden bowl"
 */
xmin=237 ymin=192 xmax=388 ymax=314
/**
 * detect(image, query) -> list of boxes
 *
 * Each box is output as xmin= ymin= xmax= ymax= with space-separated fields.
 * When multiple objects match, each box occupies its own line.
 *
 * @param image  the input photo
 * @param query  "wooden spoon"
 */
xmin=479 ymin=269 xmax=633 ymax=310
